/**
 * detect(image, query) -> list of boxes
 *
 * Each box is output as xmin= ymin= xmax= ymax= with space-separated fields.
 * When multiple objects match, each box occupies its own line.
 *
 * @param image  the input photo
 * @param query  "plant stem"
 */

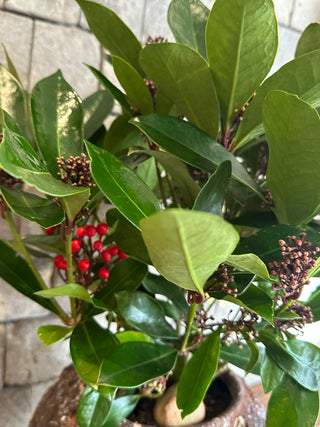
xmin=65 ymin=221 xmax=77 ymax=319
xmin=180 ymin=302 xmax=197 ymax=352
xmin=165 ymin=173 xmax=180 ymax=207
xmin=4 ymin=210 xmax=71 ymax=324
xmin=155 ymin=159 xmax=168 ymax=208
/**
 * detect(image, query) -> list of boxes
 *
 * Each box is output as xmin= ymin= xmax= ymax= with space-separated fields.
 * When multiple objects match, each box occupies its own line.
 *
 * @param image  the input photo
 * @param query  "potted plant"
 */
xmin=1 ymin=0 xmax=320 ymax=425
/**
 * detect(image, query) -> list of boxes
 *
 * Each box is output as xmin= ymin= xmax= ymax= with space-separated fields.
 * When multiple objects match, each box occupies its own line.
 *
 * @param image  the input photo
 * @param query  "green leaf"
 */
xmin=140 ymin=43 xmax=219 ymax=138
xmin=0 ymin=108 xmax=22 ymax=134
xmin=76 ymin=0 xmax=142 ymax=74
xmin=70 ymin=319 xmax=118 ymax=386
xmin=2 ymin=44 xmax=21 ymax=84
xmin=234 ymin=50 xmax=320 ymax=149
xmin=31 ymin=70 xmax=84 ymax=175
xmin=168 ymin=0 xmax=209 ymax=59
xmin=116 ymin=331 xmax=154 ymax=344
xmin=0 ymin=129 xmax=89 ymax=197
xmin=112 ymin=56 xmax=154 ymax=114
xmin=295 ymin=23 xmax=320 ymax=57
xmin=104 ymin=115 xmax=145 ymax=154
xmin=130 ymin=114 xmax=263 ymax=199
xmin=226 ymin=253 xmax=271 ymax=281
xmin=0 ymin=186 xmax=64 ymax=228
xmin=193 ymin=160 xmax=231 ymax=215
xmin=206 ymin=0 xmax=277 ymax=128
xmin=177 ymin=330 xmax=220 ymax=418
xmin=83 ymin=90 xmax=114 ymax=140
xmin=136 ymin=157 xmax=159 ymax=190
xmin=77 ymin=386 xmax=116 ymax=427
xmin=85 ymin=141 xmax=161 ymax=229
xmin=60 ymin=190 xmax=90 ymax=222
xmin=98 ymin=342 xmax=178 ymax=387
xmin=104 ymin=395 xmax=140 ymax=427
xmin=264 ymin=91 xmax=320 ymax=225
xmin=305 ymin=288 xmax=320 ymax=321
xmin=37 ymin=325 xmax=71 ymax=346
xmin=22 ymin=234 xmax=65 ymax=255
xmin=140 ymin=209 xmax=239 ymax=294
xmin=0 ymin=240 xmax=60 ymax=315
xmin=220 ymin=342 xmax=261 ymax=375
xmin=266 ymin=374 xmax=319 ymax=427
xmin=117 ymin=291 xmax=178 ymax=339
xmin=245 ymin=340 xmax=260 ymax=375
xmin=35 ymin=283 xmax=93 ymax=304
xmin=261 ymin=350 xmax=284 ymax=393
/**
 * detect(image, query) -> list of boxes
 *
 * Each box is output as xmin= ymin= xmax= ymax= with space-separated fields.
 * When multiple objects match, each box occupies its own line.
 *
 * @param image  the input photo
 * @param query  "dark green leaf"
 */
xmin=31 ymin=70 xmax=84 ymax=175
xmin=104 ymin=395 xmax=140 ymax=427
xmin=220 ymin=342 xmax=261 ymax=375
xmin=37 ymin=325 xmax=71 ymax=346
xmin=177 ymin=330 xmax=220 ymax=418
xmin=295 ymin=23 xmax=320 ymax=57
xmin=83 ymin=90 xmax=114 ymax=139
xmin=266 ymin=374 xmax=319 ymax=427
xmin=264 ymin=91 xmax=320 ymax=225
xmin=76 ymin=0 xmax=142 ymax=73
xmin=140 ymin=209 xmax=239 ymax=294
xmin=261 ymin=350 xmax=284 ymax=393
xmin=22 ymin=234 xmax=65 ymax=255
xmin=77 ymin=386 xmax=116 ymax=427
xmin=193 ymin=160 xmax=231 ymax=215
xmin=168 ymin=0 xmax=209 ymax=59
xmin=0 ymin=186 xmax=64 ymax=228
xmin=206 ymin=0 xmax=277 ymax=128
xmin=104 ymin=115 xmax=146 ymax=154
xmin=140 ymin=43 xmax=219 ymax=138
xmin=245 ymin=340 xmax=260 ymax=374
xmin=112 ymin=56 xmax=153 ymax=114
xmin=70 ymin=319 xmax=118 ymax=386
xmin=130 ymin=114 xmax=263 ymax=198
xmin=117 ymin=291 xmax=178 ymax=339
xmin=136 ymin=157 xmax=159 ymax=190
xmin=86 ymin=141 xmax=161 ymax=229
xmin=98 ymin=342 xmax=178 ymax=387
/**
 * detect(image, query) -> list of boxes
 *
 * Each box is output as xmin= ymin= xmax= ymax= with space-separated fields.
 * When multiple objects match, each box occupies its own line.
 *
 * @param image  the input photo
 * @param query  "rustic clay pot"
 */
xmin=29 ymin=366 xmax=265 ymax=427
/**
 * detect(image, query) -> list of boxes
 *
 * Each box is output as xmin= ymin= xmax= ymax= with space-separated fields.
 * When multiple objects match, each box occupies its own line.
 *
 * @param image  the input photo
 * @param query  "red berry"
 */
xmin=45 ymin=226 xmax=55 ymax=235
xmin=99 ymin=267 xmax=110 ymax=280
xmin=97 ymin=222 xmax=109 ymax=236
xmin=71 ymin=239 xmax=81 ymax=253
xmin=54 ymin=255 xmax=67 ymax=270
xmin=78 ymin=259 xmax=90 ymax=271
xmin=118 ymin=250 xmax=128 ymax=259
xmin=101 ymin=249 xmax=111 ymax=263
xmin=109 ymin=245 xmax=119 ymax=257
xmin=77 ymin=227 xmax=85 ymax=238
xmin=93 ymin=240 xmax=103 ymax=252
xmin=84 ymin=225 xmax=97 ymax=237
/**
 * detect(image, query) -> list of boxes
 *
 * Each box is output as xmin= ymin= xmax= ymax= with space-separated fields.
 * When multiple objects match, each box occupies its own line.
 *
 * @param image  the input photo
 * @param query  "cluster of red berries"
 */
xmin=54 ymin=222 xmax=127 ymax=284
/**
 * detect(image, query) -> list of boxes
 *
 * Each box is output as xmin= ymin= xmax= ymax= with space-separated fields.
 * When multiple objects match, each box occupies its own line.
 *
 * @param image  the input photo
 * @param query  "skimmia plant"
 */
xmin=1 ymin=0 xmax=320 ymax=425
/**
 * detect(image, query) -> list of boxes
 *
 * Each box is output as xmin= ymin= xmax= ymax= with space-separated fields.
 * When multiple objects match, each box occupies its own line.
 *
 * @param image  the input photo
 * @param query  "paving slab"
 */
xmin=30 ymin=20 xmax=100 ymax=99
xmin=0 ymin=324 xmax=5 ymax=389
xmin=291 ymin=0 xmax=320 ymax=32
xmin=0 ymin=11 xmax=33 ymax=89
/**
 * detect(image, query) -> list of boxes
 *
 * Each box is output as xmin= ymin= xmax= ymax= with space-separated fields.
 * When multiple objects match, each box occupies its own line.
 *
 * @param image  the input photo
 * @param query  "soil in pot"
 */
xmin=29 ymin=366 xmax=265 ymax=427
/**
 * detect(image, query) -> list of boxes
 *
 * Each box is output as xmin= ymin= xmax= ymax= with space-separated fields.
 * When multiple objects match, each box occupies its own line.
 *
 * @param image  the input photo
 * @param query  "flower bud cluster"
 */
xmin=206 ymin=263 xmax=237 ymax=297
xmin=274 ymin=302 xmax=314 ymax=333
xmin=222 ymin=308 xmax=259 ymax=348
xmin=57 ymin=153 xmax=95 ymax=187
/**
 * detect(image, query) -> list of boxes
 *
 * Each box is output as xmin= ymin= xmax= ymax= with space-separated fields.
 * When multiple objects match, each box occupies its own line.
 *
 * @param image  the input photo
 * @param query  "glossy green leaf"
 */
xmin=98 ymin=342 xmax=178 ymax=387
xmin=0 ymin=108 xmax=21 ymax=134
xmin=70 ymin=319 xmax=119 ymax=386
xmin=87 ymin=66 xmax=131 ymax=113
xmin=76 ymin=0 xmax=142 ymax=73
xmin=206 ymin=0 xmax=277 ymax=128
xmin=116 ymin=331 xmax=154 ymax=344
xmin=234 ymin=50 xmax=320 ymax=149
xmin=266 ymin=374 xmax=319 ymax=427
xmin=0 ymin=129 xmax=89 ymax=197
xmin=227 ymin=253 xmax=271 ymax=282
xmin=83 ymin=90 xmax=114 ymax=139
xmin=295 ymin=23 xmax=320 ymax=57
xmin=0 ymin=186 xmax=64 ymax=228
xmin=0 ymin=240 xmax=60 ymax=315
xmin=77 ymin=386 xmax=116 ymax=427
xmin=130 ymin=114 xmax=263 ymax=198
xmin=143 ymin=273 xmax=189 ymax=317
xmin=177 ymin=330 xmax=220 ymax=418
xmin=141 ymin=209 xmax=239 ymax=294
xmin=220 ymin=342 xmax=261 ymax=375
xmin=38 ymin=325 xmax=71 ymax=346
xmin=104 ymin=115 xmax=146 ymax=154
xmin=112 ymin=56 xmax=153 ymax=114
xmin=104 ymin=395 xmax=140 ymax=427
xmin=140 ymin=43 xmax=219 ymax=138
xmin=260 ymin=332 xmax=320 ymax=391
xmin=193 ymin=160 xmax=231 ymax=215
xmin=168 ymin=0 xmax=209 ymax=59
xmin=22 ymin=234 xmax=65 ymax=255
xmin=117 ymin=291 xmax=178 ymax=339
xmin=31 ymin=70 xmax=84 ymax=175
xmin=86 ymin=141 xmax=161 ymax=229
xmin=36 ymin=283 xmax=93 ymax=303
xmin=136 ymin=157 xmax=159 ymax=190
xmin=261 ymin=350 xmax=284 ymax=393
xmin=264 ymin=91 xmax=320 ymax=225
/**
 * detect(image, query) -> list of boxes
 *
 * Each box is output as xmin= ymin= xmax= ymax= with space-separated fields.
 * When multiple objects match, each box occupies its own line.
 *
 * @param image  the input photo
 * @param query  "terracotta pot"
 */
xmin=29 ymin=366 xmax=265 ymax=427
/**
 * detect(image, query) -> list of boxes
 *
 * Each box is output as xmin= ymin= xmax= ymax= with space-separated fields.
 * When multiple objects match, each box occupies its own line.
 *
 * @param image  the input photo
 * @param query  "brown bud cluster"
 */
xmin=261 ymin=188 xmax=275 ymax=208
xmin=57 ymin=154 xmax=96 ymax=187
xmin=222 ymin=308 xmax=259 ymax=348
xmin=268 ymin=233 xmax=319 ymax=303
xmin=274 ymin=302 xmax=313 ymax=333
xmin=0 ymin=168 xmax=22 ymax=188
xmin=206 ymin=263 xmax=237 ymax=297
xmin=145 ymin=35 xmax=168 ymax=45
